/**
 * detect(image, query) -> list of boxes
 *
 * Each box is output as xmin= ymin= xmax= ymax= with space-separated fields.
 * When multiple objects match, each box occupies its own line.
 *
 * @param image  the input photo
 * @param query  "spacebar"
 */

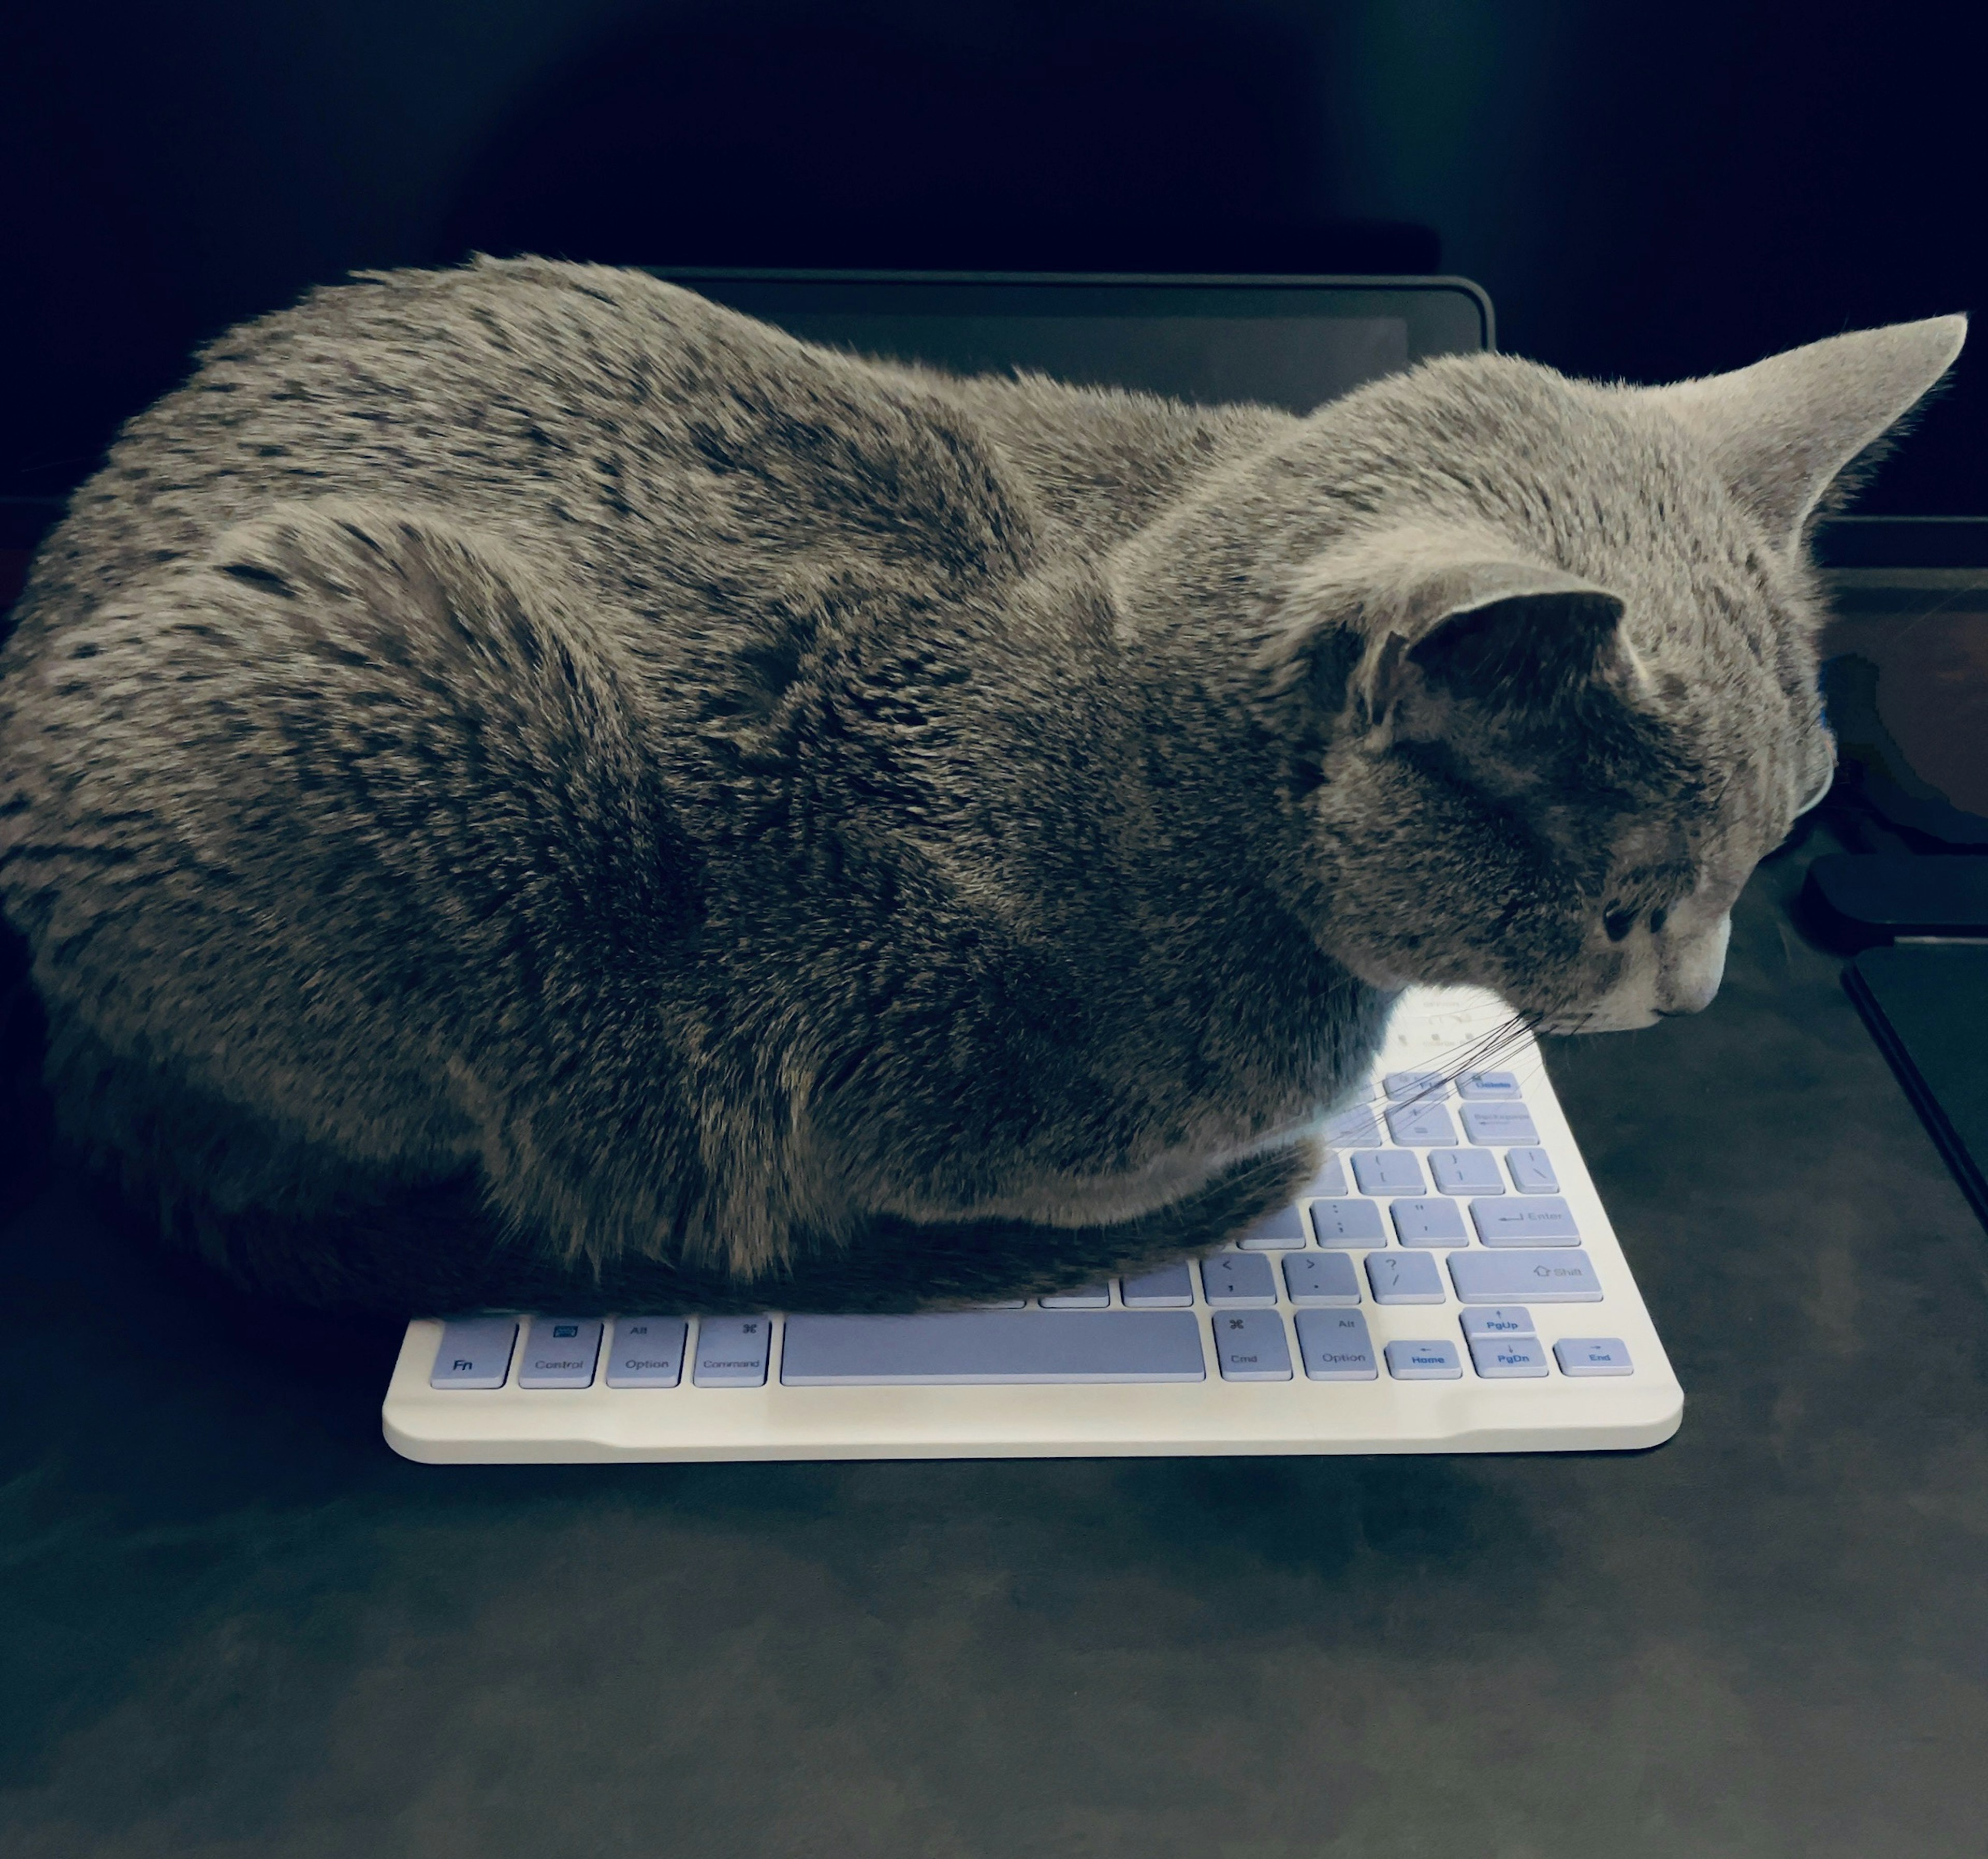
xmin=780 ymin=1311 xmax=1207 ymax=1385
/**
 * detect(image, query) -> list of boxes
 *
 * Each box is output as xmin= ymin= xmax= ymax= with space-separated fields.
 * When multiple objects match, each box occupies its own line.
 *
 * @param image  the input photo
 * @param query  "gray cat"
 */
xmin=0 ymin=259 xmax=1963 ymax=1314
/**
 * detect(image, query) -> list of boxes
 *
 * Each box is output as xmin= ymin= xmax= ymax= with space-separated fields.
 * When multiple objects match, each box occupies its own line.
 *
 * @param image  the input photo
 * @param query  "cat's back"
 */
xmin=8 ymin=258 xmax=1041 ymax=653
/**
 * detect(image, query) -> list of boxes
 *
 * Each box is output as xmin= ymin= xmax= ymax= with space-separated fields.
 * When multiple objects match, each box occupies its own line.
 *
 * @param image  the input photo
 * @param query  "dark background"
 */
xmin=3 ymin=0 xmax=1982 ymax=516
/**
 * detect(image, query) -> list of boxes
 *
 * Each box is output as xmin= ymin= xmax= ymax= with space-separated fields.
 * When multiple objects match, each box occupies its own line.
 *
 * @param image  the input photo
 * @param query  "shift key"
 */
xmin=1449 ymin=1250 xmax=1603 ymax=1302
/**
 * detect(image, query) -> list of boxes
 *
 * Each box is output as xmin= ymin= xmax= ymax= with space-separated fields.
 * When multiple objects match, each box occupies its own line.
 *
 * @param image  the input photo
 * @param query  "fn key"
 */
xmin=430 ymin=1318 xmax=517 ymax=1388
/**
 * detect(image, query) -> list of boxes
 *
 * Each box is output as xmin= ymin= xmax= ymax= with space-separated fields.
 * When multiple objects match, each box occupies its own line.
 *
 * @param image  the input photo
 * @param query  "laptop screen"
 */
xmin=646 ymin=272 xmax=1492 ymax=414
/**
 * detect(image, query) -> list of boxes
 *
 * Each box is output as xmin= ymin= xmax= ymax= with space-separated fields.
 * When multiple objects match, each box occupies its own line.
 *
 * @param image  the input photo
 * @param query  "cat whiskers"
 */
xmin=1390 ymin=1009 xmax=1547 ymax=1110
xmin=1443 ymin=1011 xmax=1545 ymax=1085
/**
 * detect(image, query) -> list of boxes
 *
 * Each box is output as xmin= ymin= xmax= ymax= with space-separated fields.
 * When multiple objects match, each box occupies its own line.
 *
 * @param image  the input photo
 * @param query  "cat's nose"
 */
xmin=1655 ymin=913 xmax=1731 ymax=1015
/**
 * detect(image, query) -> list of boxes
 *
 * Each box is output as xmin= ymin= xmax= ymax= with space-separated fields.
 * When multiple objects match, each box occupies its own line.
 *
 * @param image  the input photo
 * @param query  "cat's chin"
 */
xmin=1532 ymin=1004 xmax=1663 ymax=1036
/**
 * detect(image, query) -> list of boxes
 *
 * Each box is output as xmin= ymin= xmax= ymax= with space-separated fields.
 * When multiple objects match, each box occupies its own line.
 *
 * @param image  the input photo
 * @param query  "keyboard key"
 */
xmin=1282 ymin=1252 xmax=1362 ymax=1305
xmin=1201 ymin=1253 xmax=1279 ymax=1307
xmin=1460 ymin=1103 xmax=1540 ymax=1145
xmin=1120 ymin=1263 xmax=1194 ymax=1308
xmin=1505 ymin=1148 xmax=1560 ymax=1194
xmin=1308 ymin=1198 xmax=1386 ymax=1247
xmin=430 ymin=1318 xmax=517 ymax=1389
xmin=1300 ymin=1154 xmax=1351 ymax=1198
xmin=1470 ymin=1197 xmax=1580 ymax=1246
xmin=1457 ymin=1070 xmax=1522 ymax=1099
xmin=1469 ymin=1334 xmax=1552 ymax=1378
xmin=1449 ymin=1250 xmax=1603 ymax=1303
xmin=1213 ymin=1311 xmax=1294 ymax=1381
xmin=1235 ymin=1203 xmax=1311 ymax=1250
xmin=1384 ymin=1070 xmax=1450 ymax=1101
xmin=1385 ymin=1101 xmax=1458 ymax=1145
xmin=1295 ymin=1309 xmax=1380 ymax=1380
xmin=1364 ymin=1251 xmax=1446 ymax=1304
xmin=606 ymin=1317 xmax=687 ymax=1387
xmin=1390 ymin=1197 xmax=1470 ymax=1246
xmin=1042 ymin=1284 xmax=1112 ymax=1308
xmin=779 ymin=1311 xmax=1206 ymax=1384
xmin=1458 ymin=1306 xmax=1536 ymax=1338
xmin=1555 ymin=1337 xmax=1634 ymax=1376
xmin=1385 ymin=1339 xmax=1464 ymax=1380
xmin=1351 ymin=1149 xmax=1424 ymax=1194
xmin=692 ymin=1316 xmax=772 ymax=1386
xmin=517 ymin=1317 xmax=603 ymax=1389
xmin=1323 ymin=1103 xmax=1383 ymax=1147
xmin=1429 ymin=1148 xmax=1503 ymax=1195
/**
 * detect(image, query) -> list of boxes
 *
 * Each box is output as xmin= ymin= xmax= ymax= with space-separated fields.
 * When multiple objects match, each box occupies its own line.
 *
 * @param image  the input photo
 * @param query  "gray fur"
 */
xmin=0 ymin=260 xmax=1962 ymax=1313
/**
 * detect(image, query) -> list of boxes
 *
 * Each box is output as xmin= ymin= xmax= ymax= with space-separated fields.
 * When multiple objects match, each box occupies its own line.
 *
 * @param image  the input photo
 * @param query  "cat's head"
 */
xmin=1258 ymin=316 xmax=1965 ymax=1032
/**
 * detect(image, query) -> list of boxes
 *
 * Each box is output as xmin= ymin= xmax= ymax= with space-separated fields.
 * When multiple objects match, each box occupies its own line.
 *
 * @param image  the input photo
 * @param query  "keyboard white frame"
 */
xmin=383 ymin=988 xmax=1684 ymax=1462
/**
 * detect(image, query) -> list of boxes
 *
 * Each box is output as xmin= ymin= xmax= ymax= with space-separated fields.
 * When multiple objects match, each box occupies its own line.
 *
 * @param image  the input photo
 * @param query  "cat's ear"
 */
xmin=1396 ymin=571 xmax=1628 ymax=718
xmin=1260 ymin=531 xmax=1631 ymax=740
xmin=1643 ymin=316 xmax=1966 ymax=550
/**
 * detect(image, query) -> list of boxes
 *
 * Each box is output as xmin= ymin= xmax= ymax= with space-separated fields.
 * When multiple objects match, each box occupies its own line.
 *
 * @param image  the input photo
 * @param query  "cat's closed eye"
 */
xmin=1604 ymin=903 xmax=1672 ymax=942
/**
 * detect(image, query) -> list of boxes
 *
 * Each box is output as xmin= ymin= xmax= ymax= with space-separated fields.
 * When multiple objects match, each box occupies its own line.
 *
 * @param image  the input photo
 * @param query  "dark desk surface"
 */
xmin=4 ymin=830 xmax=1986 ymax=1859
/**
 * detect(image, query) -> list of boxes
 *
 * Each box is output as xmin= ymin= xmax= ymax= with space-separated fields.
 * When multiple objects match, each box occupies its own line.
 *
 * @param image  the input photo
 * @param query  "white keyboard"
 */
xmin=383 ymin=988 xmax=1683 ymax=1462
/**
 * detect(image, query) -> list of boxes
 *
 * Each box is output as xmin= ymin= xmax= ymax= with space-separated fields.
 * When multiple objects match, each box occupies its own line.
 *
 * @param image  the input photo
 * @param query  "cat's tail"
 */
xmin=746 ymin=1142 xmax=1316 ymax=1315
